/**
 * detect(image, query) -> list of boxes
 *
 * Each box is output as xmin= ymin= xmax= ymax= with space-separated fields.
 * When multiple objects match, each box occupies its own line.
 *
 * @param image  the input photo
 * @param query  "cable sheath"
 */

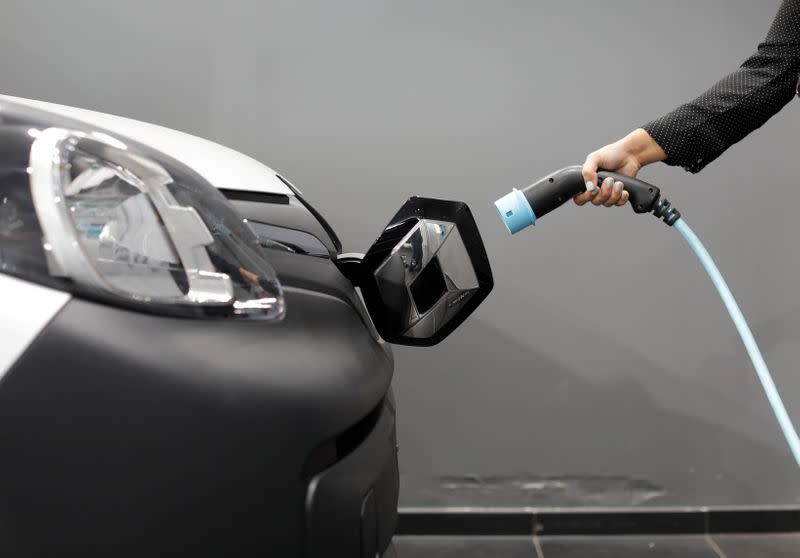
xmin=674 ymin=218 xmax=800 ymax=467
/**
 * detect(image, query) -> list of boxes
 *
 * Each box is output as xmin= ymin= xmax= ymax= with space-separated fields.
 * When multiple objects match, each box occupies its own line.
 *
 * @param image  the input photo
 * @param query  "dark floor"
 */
xmin=393 ymin=533 xmax=800 ymax=557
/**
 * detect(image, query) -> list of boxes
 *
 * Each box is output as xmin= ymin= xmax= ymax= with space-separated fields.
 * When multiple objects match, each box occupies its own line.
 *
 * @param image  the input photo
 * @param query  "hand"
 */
xmin=574 ymin=128 xmax=667 ymax=207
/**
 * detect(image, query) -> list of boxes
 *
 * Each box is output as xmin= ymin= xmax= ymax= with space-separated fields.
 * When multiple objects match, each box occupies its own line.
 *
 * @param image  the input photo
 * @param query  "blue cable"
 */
xmin=673 ymin=218 xmax=800 ymax=467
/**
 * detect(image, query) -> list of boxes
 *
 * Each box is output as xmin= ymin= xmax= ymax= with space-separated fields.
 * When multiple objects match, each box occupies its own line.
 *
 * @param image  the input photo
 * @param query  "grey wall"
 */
xmin=5 ymin=0 xmax=800 ymax=507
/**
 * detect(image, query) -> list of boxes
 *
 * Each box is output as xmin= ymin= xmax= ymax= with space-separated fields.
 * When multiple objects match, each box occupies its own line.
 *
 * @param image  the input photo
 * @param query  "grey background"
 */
xmin=4 ymin=0 xmax=800 ymax=507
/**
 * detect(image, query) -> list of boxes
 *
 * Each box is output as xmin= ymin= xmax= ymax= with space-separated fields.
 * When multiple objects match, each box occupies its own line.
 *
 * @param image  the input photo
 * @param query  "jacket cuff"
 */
xmin=643 ymin=118 xmax=707 ymax=174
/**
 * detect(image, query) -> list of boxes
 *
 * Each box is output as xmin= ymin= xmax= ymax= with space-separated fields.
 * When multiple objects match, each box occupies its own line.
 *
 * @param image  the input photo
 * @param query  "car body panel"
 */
xmin=0 ymin=94 xmax=293 ymax=196
xmin=0 ymin=274 xmax=70 ymax=378
xmin=0 ymin=96 xmax=399 ymax=557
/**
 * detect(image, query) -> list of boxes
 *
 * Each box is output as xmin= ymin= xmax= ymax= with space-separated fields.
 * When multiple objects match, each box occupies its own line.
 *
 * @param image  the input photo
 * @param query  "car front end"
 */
xmin=0 ymin=96 xmax=491 ymax=557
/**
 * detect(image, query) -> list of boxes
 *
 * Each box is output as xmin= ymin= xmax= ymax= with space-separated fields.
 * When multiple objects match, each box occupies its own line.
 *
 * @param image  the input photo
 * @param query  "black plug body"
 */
xmin=521 ymin=165 xmax=661 ymax=217
xmin=520 ymin=165 xmax=680 ymax=225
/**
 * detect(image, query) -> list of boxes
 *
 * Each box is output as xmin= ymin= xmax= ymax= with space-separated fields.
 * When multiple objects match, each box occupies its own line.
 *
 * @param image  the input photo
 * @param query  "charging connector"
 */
xmin=495 ymin=165 xmax=679 ymax=233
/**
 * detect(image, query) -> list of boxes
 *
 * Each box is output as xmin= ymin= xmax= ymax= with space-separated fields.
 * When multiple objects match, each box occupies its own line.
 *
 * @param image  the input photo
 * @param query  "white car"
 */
xmin=0 ymin=95 xmax=492 ymax=557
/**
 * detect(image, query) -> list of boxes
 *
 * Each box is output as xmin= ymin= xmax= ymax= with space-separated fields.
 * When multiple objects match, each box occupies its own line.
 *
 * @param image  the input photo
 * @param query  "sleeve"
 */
xmin=642 ymin=0 xmax=800 ymax=173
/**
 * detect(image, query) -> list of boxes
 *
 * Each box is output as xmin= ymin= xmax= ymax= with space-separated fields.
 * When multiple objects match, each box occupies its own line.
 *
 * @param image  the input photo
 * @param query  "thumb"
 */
xmin=582 ymin=152 xmax=600 ymax=193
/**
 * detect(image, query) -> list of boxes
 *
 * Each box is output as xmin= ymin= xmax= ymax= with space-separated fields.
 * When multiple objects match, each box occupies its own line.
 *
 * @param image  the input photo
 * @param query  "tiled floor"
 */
xmin=713 ymin=533 xmax=800 ymax=557
xmin=393 ymin=536 xmax=536 ymax=557
xmin=393 ymin=533 xmax=800 ymax=557
xmin=539 ymin=535 xmax=717 ymax=557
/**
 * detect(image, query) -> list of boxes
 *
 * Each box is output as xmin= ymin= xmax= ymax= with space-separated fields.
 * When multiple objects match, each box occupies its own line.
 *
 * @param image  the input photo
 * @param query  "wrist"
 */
xmin=622 ymin=128 xmax=667 ymax=166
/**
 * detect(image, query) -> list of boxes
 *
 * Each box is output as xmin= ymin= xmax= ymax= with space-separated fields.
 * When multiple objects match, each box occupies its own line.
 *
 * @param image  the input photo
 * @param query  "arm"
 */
xmin=645 ymin=0 xmax=800 ymax=173
xmin=577 ymin=0 xmax=800 ymax=208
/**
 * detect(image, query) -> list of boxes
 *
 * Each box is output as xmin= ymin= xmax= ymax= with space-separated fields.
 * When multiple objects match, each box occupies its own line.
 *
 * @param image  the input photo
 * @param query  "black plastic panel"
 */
xmin=247 ymin=220 xmax=330 ymax=258
xmin=0 ymin=285 xmax=393 ymax=557
xmin=227 ymin=196 xmax=338 ymax=258
xmin=305 ymin=395 xmax=399 ymax=558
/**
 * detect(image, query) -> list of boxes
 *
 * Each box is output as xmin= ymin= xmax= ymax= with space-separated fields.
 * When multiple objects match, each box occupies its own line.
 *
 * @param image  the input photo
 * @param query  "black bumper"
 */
xmin=0 ymin=286 xmax=395 ymax=557
xmin=306 ymin=394 xmax=399 ymax=558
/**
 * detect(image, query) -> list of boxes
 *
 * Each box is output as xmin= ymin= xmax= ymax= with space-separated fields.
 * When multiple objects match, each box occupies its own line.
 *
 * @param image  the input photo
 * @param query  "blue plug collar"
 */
xmin=494 ymin=188 xmax=536 ymax=234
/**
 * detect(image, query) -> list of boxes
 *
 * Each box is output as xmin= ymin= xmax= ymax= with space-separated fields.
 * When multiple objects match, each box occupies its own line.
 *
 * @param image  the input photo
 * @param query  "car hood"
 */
xmin=0 ymin=94 xmax=293 ymax=196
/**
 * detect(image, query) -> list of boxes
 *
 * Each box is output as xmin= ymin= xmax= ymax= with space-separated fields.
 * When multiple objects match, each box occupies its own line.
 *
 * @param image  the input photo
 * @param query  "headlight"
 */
xmin=0 ymin=126 xmax=285 ymax=320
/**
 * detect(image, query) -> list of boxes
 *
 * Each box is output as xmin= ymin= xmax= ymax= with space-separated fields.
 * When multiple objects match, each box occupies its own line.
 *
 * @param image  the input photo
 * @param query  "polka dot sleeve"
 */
xmin=643 ymin=0 xmax=800 ymax=173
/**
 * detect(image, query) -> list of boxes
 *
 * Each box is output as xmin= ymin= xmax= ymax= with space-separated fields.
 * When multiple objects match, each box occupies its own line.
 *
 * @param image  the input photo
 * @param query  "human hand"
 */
xmin=574 ymin=128 xmax=666 ymax=207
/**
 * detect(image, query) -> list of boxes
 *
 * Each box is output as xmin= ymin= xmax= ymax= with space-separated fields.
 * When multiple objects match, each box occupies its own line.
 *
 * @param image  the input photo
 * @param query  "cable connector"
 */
xmin=652 ymin=197 xmax=681 ymax=226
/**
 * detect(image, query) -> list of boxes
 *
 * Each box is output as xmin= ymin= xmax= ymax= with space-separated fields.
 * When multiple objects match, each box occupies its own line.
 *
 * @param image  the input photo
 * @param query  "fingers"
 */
xmin=603 ymin=180 xmax=624 ymax=206
xmin=592 ymin=176 xmax=614 ymax=205
xmin=573 ymin=188 xmax=598 ymax=206
xmin=576 ymin=177 xmax=629 ymax=209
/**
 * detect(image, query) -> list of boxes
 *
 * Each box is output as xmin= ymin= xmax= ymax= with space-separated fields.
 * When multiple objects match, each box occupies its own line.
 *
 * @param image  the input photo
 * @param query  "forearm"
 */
xmin=644 ymin=0 xmax=800 ymax=173
xmin=644 ymin=51 xmax=800 ymax=172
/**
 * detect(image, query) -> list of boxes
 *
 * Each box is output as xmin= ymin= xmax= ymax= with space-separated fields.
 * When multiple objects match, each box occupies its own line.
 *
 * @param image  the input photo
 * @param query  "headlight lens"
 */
xmin=3 ymin=126 xmax=284 ymax=320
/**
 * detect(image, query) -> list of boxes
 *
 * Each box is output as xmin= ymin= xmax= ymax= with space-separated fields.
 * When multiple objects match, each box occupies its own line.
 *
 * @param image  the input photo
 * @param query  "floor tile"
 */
xmin=539 ymin=535 xmax=717 ymax=557
xmin=398 ymin=511 xmax=532 ymax=535
xmin=393 ymin=535 xmax=537 ymax=557
xmin=709 ymin=510 xmax=800 ymax=534
xmin=712 ymin=533 xmax=800 ymax=557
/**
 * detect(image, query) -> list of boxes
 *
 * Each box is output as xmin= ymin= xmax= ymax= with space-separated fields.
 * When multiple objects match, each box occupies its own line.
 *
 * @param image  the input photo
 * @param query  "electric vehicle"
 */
xmin=0 ymin=95 xmax=493 ymax=557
